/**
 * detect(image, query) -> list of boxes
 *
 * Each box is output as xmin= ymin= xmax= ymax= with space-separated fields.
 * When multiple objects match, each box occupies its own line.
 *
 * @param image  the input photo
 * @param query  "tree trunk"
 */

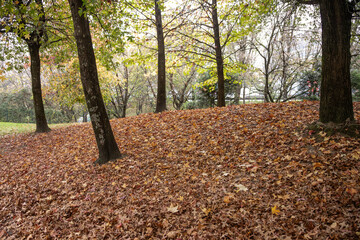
xmin=264 ymin=74 xmax=271 ymax=103
xmin=243 ymin=80 xmax=246 ymax=104
xmin=121 ymin=65 xmax=129 ymax=118
xmin=83 ymin=111 xmax=88 ymax=122
xmin=68 ymin=0 xmax=121 ymax=165
xmin=211 ymin=0 xmax=226 ymax=107
xmin=319 ymin=0 xmax=354 ymax=123
xmin=121 ymin=104 xmax=127 ymax=118
xmin=27 ymin=42 xmax=51 ymax=133
xmin=234 ymin=81 xmax=241 ymax=105
xmin=137 ymin=99 xmax=143 ymax=115
xmin=169 ymin=73 xmax=179 ymax=110
xmin=155 ymin=0 xmax=167 ymax=113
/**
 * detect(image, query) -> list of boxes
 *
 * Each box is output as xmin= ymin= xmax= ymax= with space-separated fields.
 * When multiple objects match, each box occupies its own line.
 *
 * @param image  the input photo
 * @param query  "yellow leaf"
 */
xmin=178 ymin=196 xmax=184 ymax=201
xmin=46 ymin=195 xmax=53 ymax=201
xmin=0 ymin=70 xmax=5 ymax=82
xmin=319 ymin=131 xmax=326 ymax=137
xmin=234 ymin=184 xmax=248 ymax=192
xmin=313 ymin=162 xmax=323 ymax=169
xmin=122 ymin=183 xmax=127 ymax=188
xmin=201 ymin=207 xmax=211 ymax=216
xmin=24 ymin=33 xmax=30 ymax=39
xmin=111 ymin=182 xmax=116 ymax=186
xmin=346 ymin=188 xmax=358 ymax=195
xmin=146 ymin=227 xmax=153 ymax=234
xmin=278 ymin=194 xmax=290 ymax=200
xmin=167 ymin=204 xmax=179 ymax=213
xmin=223 ymin=195 xmax=231 ymax=203
xmin=271 ymin=205 xmax=280 ymax=215
xmin=351 ymin=152 xmax=360 ymax=160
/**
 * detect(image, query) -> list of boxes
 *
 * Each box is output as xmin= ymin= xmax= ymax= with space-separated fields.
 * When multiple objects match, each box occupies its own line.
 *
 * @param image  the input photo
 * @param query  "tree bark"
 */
xmin=83 ymin=111 xmax=88 ymax=122
xmin=121 ymin=65 xmax=129 ymax=118
xmin=27 ymin=42 xmax=51 ymax=133
xmin=264 ymin=73 xmax=272 ymax=103
xmin=211 ymin=0 xmax=226 ymax=107
xmin=155 ymin=0 xmax=167 ymax=113
xmin=319 ymin=0 xmax=354 ymax=123
xmin=234 ymin=82 xmax=241 ymax=105
xmin=68 ymin=0 xmax=121 ymax=164
xmin=243 ymin=80 xmax=246 ymax=104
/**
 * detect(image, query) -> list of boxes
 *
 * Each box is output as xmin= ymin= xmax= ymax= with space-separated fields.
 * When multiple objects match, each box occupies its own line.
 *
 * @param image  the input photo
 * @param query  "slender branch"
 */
xmin=175 ymin=30 xmax=215 ymax=50
xmin=295 ymin=0 xmax=319 ymax=4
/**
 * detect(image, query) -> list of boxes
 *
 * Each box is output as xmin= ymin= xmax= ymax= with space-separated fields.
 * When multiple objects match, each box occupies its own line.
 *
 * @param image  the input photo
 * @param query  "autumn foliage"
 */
xmin=0 ymin=101 xmax=359 ymax=239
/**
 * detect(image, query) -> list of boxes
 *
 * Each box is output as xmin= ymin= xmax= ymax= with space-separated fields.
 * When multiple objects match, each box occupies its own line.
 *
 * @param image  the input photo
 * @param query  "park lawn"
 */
xmin=0 ymin=101 xmax=359 ymax=239
xmin=0 ymin=122 xmax=75 ymax=136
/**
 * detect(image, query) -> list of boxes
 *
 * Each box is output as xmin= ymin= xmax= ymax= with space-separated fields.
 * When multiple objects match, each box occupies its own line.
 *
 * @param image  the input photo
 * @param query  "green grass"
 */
xmin=0 ymin=122 xmax=74 ymax=136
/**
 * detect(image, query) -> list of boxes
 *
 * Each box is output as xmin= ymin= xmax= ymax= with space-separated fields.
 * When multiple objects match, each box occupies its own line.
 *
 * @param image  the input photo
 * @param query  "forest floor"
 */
xmin=0 ymin=101 xmax=359 ymax=239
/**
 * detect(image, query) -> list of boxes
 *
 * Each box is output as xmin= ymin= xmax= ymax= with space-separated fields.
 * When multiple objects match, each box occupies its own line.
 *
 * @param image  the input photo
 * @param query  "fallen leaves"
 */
xmin=223 ymin=195 xmax=231 ymax=203
xmin=271 ymin=205 xmax=281 ymax=215
xmin=0 ymin=101 xmax=360 ymax=238
xmin=201 ymin=207 xmax=211 ymax=216
xmin=346 ymin=188 xmax=358 ymax=196
xmin=167 ymin=204 xmax=179 ymax=213
xmin=234 ymin=183 xmax=248 ymax=192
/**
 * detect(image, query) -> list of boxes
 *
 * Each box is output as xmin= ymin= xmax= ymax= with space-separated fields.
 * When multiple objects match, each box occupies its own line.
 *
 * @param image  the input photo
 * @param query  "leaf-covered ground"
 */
xmin=0 ymin=101 xmax=359 ymax=239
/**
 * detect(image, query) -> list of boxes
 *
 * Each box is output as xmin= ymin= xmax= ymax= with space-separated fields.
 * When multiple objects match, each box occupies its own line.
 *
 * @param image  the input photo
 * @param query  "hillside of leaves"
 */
xmin=0 ymin=101 xmax=359 ymax=239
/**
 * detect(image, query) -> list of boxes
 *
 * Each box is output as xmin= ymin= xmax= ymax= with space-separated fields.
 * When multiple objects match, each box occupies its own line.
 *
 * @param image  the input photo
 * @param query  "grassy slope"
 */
xmin=0 ymin=122 xmax=75 ymax=135
xmin=0 ymin=101 xmax=359 ymax=239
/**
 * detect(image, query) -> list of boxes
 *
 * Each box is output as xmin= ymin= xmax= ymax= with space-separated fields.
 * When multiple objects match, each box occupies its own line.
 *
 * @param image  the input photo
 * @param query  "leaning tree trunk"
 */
xmin=27 ymin=42 xmax=51 ymax=133
xmin=212 ymin=0 xmax=226 ymax=107
xmin=319 ymin=0 xmax=354 ymax=123
xmin=155 ymin=0 xmax=167 ymax=113
xmin=68 ymin=0 xmax=121 ymax=164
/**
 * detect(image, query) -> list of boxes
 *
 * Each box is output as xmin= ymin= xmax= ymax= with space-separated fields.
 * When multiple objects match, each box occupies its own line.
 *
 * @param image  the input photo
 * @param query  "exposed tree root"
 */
xmin=307 ymin=120 xmax=360 ymax=138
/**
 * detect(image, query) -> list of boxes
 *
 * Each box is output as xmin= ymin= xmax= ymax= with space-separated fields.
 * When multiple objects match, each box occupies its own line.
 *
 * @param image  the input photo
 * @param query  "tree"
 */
xmin=105 ymin=61 xmax=137 ymax=119
xmin=68 ymin=0 xmax=122 ymax=164
xmin=295 ymin=0 xmax=358 ymax=123
xmin=43 ymin=58 xmax=86 ymax=122
xmin=154 ymin=0 xmax=167 ymax=112
xmin=123 ymin=0 xmax=169 ymax=113
xmin=174 ymin=0 xmax=270 ymax=107
xmin=0 ymin=0 xmax=51 ymax=132
xmin=252 ymin=1 xmax=320 ymax=103
xmin=318 ymin=0 xmax=354 ymax=123
xmin=211 ymin=0 xmax=226 ymax=107
xmin=127 ymin=0 xmax=208 ymax=112
xmin=168 ymin=65 xmax=197 ymax=110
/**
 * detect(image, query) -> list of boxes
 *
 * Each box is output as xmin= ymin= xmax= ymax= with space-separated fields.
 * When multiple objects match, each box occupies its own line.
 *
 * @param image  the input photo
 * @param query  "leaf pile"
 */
xmin=1 ymin=101 xmax=360 ymax=239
